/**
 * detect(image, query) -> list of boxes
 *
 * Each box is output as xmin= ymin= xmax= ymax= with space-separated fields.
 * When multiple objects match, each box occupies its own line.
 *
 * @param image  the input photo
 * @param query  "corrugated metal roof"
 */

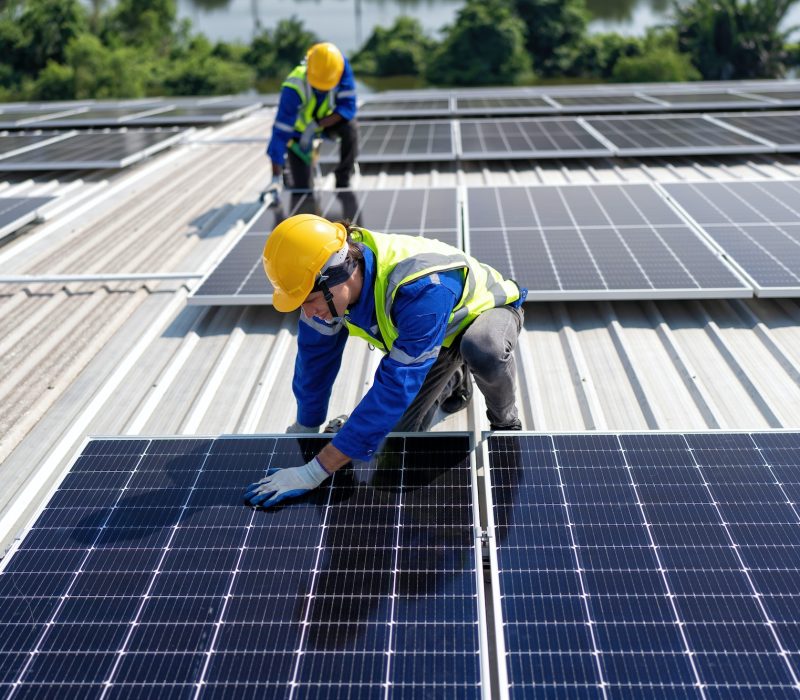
xmin=2 ymin=106 xmax=800 ymax=553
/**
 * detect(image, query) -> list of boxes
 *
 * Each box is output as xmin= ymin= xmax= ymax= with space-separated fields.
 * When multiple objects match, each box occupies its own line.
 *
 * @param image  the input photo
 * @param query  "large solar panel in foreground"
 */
xmin=486 ymin=431 xmax=800 ymax=699
xmin=0 ymin=434 xmax=483 ymax=697
xmin=189 ymin=187 xmax=461 ymax=305
xmin=584 ymin=114 xmax=772 ymax=156
xmin=663 ymin=180 xmax=800 ymax=296
xmin=466 ymin=184 xmax=750 ymax=300
xmin=320 ymin=121 xmax=454 ymax=163
xmin=0 ymin=130 xmax=185 ymax=170
xmin=459 ymin=118 xmax=610 ymax=159
xmin=0 ymin=196 xmax=54 ymax=239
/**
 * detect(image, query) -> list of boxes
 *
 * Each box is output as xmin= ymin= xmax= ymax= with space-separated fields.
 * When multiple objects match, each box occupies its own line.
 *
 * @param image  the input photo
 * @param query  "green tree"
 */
xmin=103 ymin=0 xmax=177 ymax=54
xmin=674 ymin=0 xmax=798 ymax=79
xmin=351 ymin=16 xmax=436 ymax=76
xmin=573 ymin=32 xmax=645 ymax=79
xmin=612 ymin=47 xmax=702 ymax=81
xmin=244 ymin=17 xmax=317 ymax=80
xmin=426 ymin=0 xmax=533 ymax=86
xmin=512 ymin=0 xmax=590 ymax=77
xmin=163 ymin=36 xmax=254 ymax=94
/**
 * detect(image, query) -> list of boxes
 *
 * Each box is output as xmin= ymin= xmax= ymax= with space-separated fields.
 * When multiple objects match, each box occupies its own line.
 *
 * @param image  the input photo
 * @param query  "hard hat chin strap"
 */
xmin=312 ymin=255 xmax=357 ymax=320
xmin=316 ymin=276 xmax=340 ymax=320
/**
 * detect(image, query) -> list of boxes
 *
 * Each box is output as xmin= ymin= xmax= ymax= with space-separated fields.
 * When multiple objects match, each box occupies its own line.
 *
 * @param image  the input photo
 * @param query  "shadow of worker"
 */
xmin=296 ymin=434 xmax=478 ymax=686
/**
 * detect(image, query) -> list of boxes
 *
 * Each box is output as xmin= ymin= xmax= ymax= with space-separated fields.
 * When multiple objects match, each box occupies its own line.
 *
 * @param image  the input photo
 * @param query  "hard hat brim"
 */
xmin=272 ymin=286 xmax=308 ymax=313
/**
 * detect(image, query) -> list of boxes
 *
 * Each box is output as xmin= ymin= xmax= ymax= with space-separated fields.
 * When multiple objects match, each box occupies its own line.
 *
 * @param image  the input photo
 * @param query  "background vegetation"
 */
xmin=0 ymin=0 xmax=797 ymax=99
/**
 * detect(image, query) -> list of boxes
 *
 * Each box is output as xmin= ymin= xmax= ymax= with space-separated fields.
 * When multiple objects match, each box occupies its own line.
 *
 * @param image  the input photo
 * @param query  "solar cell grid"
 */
xmin=584 ymin=114 xmax=771 ymax=156
xmin=465 ymin=184 xmax=749 ymax=300
xmin=320 ymin=121 xmax=454 ymax=163
xmin=190 ymin=188 xmax=461 ymax=305
xmin=359 ymin=99 xmax=451 ymax=117
xmin=715 ymin=112 xmax=800 ymax=150
xmin=458 ymin=118 xmax=610 ymax=159
xmin=648 ymin=91 xmax=764 ymax=105
xmin=486 ymin=431 xmax=800 ymax=699
xmin=0 ymin=434 xmax=482 ymax=697
xmin=0 ymin=130 xmax=184 ymax=170
xmin=663 ymin=180 xmax=800 ymax=296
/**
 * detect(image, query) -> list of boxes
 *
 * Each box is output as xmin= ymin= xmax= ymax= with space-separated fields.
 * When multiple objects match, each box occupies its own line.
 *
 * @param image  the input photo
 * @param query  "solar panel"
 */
xmin=189 ymin=187 xmax=461 ymax=305
xmin=454 ymin=96 xmax=553 ymax=116
xmin=465 ymin=184 xmax=750 ymax=300
xmin=320 ymin=121 xmax=455 ymax=163
xmin=0 ymin=434 xmax=483 ymax=696
xmin=0 ymin=109 xmax=84 ymax=128
xmin=646 ymin=91 xmax=766 ymax=107
xmin=548 ymin=94 xmax=658 ymax=112
xmin=715 ymin=111 xmax=800 ymax=151
xmin=485 ymin=431 xmax=800 ymax=699
xmin=0 ymin=133 xmax=70 ymax=158
xmin=358 ymin=98 xmax=452 ymax=119
xmin=663 ymin=180 xmax=800 ymax=296
xmin=128 ymin=104 xmax=259 ymax=125
xmin=584 ymin=114 xmax=772 ymax=156
xmin=458 ymin=118 xmax=611 ymax=160
xmin=0 ymin=196 xmax=54 ymax=239
xmin=745 ymin=89 xmax=800 ymax=105
xmin=30 ymin=106 xmax=171 ymax=128
xmin=0 ymin=130 xmax=185 ymax=170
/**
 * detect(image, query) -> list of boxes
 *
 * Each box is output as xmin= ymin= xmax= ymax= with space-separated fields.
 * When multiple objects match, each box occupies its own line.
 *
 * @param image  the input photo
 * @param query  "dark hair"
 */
xmin=335 ymin=219 xmax=364 ymax=269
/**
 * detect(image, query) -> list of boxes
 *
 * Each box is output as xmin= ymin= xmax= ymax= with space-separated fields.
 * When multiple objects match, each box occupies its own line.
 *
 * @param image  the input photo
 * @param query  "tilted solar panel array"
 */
xmin=0 ymin=196 xmax=54 ymax=240
xmin=465 ymin=184 xmax=750 ymax=300
xmin=319 ymin=121 xmax=455 ymax=163
xmin=486 ymin=431 xmax=800 ymax=699
xmin=663 ymin=180 xmax=800 ymax=296
xmin=0 ymin=434 xmax=484 ymax=698
xmin=189 ymin=188 xmax=462 ymax=305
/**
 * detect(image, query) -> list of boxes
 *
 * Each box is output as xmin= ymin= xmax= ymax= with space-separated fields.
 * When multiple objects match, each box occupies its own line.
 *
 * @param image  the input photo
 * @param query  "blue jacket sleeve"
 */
xmin=293 ymin=313 xmax=349 ymax=428
xmin=331 ymin=274 xmax=460 ymax=460
xmin=334 ymin=59 xmax=357 ymax=122
xmin=267 ymin=85 xmax=302 ymax=166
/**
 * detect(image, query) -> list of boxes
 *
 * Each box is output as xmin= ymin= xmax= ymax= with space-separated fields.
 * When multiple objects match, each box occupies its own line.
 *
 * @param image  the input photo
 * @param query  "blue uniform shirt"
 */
xmin=267 ymin=58 xmax=357 ymax=167
xmin=293 ymin=245 xmax=464 ymax=461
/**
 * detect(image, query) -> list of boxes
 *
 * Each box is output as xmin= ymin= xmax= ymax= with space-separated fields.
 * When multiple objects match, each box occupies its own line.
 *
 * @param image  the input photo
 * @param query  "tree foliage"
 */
xmin=244 ymin=17 xmax=318 ymax=80
xmin=513 ymin=0 xmax=590 ymax=76
xmin=426 ymin=0 xmax=534 ymax=86
xmin=612 ymin=47 xmax=702 ymax=81
xmin=350 ymin=16 xmax=436 ymax=76
xmin=674 ymin=0 xmax=798 ymax=79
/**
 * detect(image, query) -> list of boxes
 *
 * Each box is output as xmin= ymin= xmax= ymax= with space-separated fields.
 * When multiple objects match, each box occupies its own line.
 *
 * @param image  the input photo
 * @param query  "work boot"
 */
xmin=323 ymin=414 xmax=348 ymax=433
xmin=441 ymin=368 xmax=473 ymax=414
xmin=489 ymin=417 xmax=523 ymax=431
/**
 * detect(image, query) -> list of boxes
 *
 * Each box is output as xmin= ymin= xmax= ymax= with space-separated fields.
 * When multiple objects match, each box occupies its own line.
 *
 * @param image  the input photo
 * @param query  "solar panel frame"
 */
xmin=583 ymin=113 xmax=775 ymax=156
xmin=319 ymin=120 xmax=456 ymax=163
xmin=641 ymin=90 xmax=769 ymax=109
xmin=483 ymin=430 xmax=800 ymax=700
xmin=0 ymin=432 xmax=488 ymax=698
xmin=358 ymin=97 xmax=453 ymax=119
xmin=660 ymin=179 xmax=800 ymax=297
xmin=0 ymin=132 xmax=76 ymax=159
xmin=127 ymin=103 xmax=260 ymax=125
xmin=28 ymin=105 xmax=174 ymax=128
xmin=463 ymin=183 xmax=752 ymax=301
xmin=188 ymin=187 xmax=464 ymax=306
xmin=0 ymin=129 xmax=185 ymax=170
xmin=457 ymin=117 xmax=612 ymax=160
xmin=546 ymin=92 xmax=665 ymax=113
xmin=0 ymin=196 xmax=55 ymax=240
xmin=0 ymin=107 xmax=88 ymax=128
xmin=453 ymin=95 xmax=556 ymax=116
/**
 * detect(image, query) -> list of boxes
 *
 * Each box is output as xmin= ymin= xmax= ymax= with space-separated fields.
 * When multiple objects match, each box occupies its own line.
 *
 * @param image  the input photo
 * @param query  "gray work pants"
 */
xmin=394 ymin=305 xmax=524 ymax=431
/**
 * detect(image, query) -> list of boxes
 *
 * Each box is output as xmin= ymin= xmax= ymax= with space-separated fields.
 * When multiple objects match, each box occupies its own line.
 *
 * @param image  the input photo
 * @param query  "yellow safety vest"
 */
xmin=345 ymin=228 xmax=520 ymax=356
xmin=282 ymin=65 xmax=336 ymax=133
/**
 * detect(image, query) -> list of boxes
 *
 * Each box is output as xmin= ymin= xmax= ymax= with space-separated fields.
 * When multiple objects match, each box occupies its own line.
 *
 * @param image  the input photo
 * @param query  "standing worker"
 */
xmin=263 ymin=42 xmax=358 ymax=205
xmin=244 ymin=214 xmax=527 ymax=508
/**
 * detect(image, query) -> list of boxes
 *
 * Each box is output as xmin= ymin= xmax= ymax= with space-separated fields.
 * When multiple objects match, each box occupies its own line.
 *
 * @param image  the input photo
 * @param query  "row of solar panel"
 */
xmin=189 ymin=179 xmax=800 ymax=306
xmin=0 ymin=130 xmax=185 ymax=171
xmin=2 ymin=431 xmax=800 ymax=697
xmin=320 ymin=112 xmax=800 ymax=163
xmin=0 ymin=96 xmax=262 ymax=129
xmin=360 ymin=84 xmax=800 ymax=117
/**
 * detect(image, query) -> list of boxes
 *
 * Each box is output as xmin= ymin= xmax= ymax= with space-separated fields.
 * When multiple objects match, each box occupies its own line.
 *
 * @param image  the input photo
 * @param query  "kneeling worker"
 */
xmin=263 ymin=42 xmax=358 ymax=205
xmin=244 ymin=215 xmax=526 ymax=508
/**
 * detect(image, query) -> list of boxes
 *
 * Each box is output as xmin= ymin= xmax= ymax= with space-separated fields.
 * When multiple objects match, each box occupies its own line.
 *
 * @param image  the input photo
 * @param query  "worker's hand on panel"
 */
xmin=261 ymin=173 xmax=282 ymax=206
xmin=298 ymin=120 xmax=319 ymax=152
xmin=243 ymin=457 xmax=331 ymax=508
xmin=286 ymin=420 xmax=320 ymax=433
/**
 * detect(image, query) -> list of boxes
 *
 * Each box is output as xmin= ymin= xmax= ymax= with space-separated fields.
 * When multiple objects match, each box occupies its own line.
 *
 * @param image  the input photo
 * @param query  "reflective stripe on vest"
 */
xmin=281 ymin=65 xmax=336 ymax=133
xmin=344 ymin=229 xmax=520 ymax=361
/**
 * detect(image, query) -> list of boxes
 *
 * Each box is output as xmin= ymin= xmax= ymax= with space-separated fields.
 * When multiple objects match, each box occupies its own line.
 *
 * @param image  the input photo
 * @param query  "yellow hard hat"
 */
xmin=306 ymin=42 xmax=345 ymax=91
xmin=263 ymin=214 xmax=348 ymax=312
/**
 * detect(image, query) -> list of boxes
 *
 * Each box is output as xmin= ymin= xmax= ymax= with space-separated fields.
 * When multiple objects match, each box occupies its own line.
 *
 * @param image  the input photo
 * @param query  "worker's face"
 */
xmin=301 ymin=282 xmax=352 ymax=322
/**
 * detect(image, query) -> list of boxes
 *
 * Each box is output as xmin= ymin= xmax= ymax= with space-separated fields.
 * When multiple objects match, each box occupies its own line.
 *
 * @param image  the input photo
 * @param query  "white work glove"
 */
xmin=286 ymin=420 xmax=320 ymax=434
xmin=298 ymin=120 xmax=319 ymax=152
xmin=261 ymin=173 xmax=282 ymax=206
xmin=243 ymin=457 xmax=330 ymax=508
